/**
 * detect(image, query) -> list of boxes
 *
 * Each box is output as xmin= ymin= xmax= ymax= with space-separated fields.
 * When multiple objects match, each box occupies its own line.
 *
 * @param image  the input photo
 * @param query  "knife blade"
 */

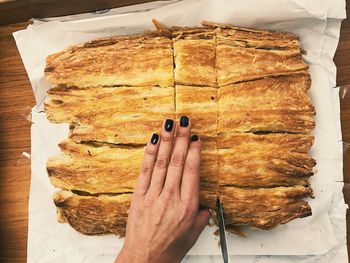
xmin=216 ymin=197 xmax=231 ymax=263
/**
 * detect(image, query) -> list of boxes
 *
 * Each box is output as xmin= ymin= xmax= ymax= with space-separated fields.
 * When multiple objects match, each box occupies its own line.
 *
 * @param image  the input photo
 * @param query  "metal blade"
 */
xmin=216 ymin=198 xmax=230 ymax=263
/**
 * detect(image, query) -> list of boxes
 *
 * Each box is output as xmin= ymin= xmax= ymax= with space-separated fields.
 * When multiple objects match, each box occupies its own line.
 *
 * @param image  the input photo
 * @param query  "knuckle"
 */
xmin=132 ymin=192 xmax=145 ymax=201
xmin=162 ymin=187 xmax=174 ymax=198
xmin=184 ymin=161 xmax=199 ymax=175
xmin=176 ymin=129 xmax=189 ymax=138
xmin=161 ymin=134 xmax=172 ymax=142
xmin=170 ymin=152 xmax=185 ymax=167
xmin=140 ymin=164 xmax=152 ymax=177
xmin=161 ymin=187 xmax=177 ymax=201
xmin=143 ymin=195 xmax=155 ymax=207
xmin=155 ymin=155 xmax=168 ymax=169
xmin=144 ymin=147 xmax=157 ymax=156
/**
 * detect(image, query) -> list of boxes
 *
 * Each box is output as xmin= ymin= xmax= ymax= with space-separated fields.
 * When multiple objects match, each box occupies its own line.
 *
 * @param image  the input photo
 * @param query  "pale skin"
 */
xmin=115 ymin=117 xmax=211 ymax=263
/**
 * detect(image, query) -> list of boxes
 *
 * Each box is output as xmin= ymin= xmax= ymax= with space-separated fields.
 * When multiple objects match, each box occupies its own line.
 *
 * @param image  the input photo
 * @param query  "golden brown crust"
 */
xmin=218 ymin=133 xmax=315 ymax=188
xmin=173 ymin=39 xmax=217 ymax=86
xmin=199 ymin=139 xmax=218 ymax=191
xmin=45 ymin=35 xmax=174 ymax=87
xmin=48 ymin=139 xmax=218 ymax=195
xmin=54 ymin=189 xmax=217 ymax=236
xmin=53 ymin=191 xmax=130 ymax=236
xmin=202 ymin=21 xmax=300 ymax=49
xmin=45 ymin=86 xmax=175 ymax=144
xmin=216 ymin=30 xmax=307 ymax=86
xmin=220 ymin=186 xmax=313 ymax=230
xmin=175 ymin=86 xmax=218 ymax=137
xmin=208 ymin=22 xmax=307 ymax=86
xmin=218 ymin=133 xmax=315 ymax=153
xmin=218 ymin=75 xmax=315 ymax=134
xmin=47 ymin=140 xmax=144 ymax=194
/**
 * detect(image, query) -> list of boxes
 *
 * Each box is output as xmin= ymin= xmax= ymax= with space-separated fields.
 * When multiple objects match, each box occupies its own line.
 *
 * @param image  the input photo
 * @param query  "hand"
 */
xmin=115 ymin=117 xmax=211 ymax=263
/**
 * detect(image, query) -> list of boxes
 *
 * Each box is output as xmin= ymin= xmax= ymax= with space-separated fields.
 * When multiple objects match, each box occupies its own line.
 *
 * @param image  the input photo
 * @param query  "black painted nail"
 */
xmin=164 ymin=119 xmax=174 ymax=132
xmin=191 ymin=135 xmax=199 ymax=142
xmin=151 ymin=133 xmax=159 ymax=145
xmin=180 ymin=115 xmax=189 ymax=127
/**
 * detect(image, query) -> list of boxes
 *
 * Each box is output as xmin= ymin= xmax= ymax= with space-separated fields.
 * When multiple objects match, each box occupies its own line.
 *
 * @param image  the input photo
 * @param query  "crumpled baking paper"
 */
xmin=12 ymin=0 xmax=347 ymax=262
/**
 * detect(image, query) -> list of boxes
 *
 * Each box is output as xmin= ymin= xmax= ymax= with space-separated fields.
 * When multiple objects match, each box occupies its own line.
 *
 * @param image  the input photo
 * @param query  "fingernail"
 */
xmin=191 ymin=134 xmax=199 ymax=141
xmin=180 ymin=115 xmax=189 ymax=127
xmin=150 ymin=133 xmax=159 ymax=145
xmin=164 ymin=119 xmax=174 ymax=132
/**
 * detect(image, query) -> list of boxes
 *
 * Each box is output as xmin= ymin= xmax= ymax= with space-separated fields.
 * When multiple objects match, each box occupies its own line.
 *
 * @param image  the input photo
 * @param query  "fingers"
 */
xmin=134 ymin=133 xmax=160 ymax=196
xmin=180 ymin=135 xmax=201 ymax=204
xmin=190 ymin=209 xmax=211 ymax=242
xmin=163 ymin=116 xmax=191 ymax=194
xmin=148 ymin=119 xmax=175 ymax=195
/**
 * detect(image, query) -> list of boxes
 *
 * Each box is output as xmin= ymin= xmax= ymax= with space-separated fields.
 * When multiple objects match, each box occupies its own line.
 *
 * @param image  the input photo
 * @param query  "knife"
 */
xmin=216 ymin=198 xmax=231 ymax=263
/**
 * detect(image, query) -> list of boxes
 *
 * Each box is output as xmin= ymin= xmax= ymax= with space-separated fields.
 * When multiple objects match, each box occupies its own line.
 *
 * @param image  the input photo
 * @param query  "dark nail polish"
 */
xmin=164 ymin=119 xmax=174 ymax=132
xmin=191 ymin=135 xmax=199 ymax=141
xmin=151 ymin=133 xmax=159 ymax=145
xmin=180 ymin=115 xmax=189 ymax=127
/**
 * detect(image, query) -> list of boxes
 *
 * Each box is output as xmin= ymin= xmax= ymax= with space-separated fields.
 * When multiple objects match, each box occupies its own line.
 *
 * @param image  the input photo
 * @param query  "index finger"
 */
xmin=180 ymin=135 xmax=201 ymax=204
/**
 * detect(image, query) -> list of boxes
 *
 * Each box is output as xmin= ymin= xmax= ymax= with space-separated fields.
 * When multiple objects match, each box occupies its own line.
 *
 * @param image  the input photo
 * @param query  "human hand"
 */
xmin=115 ymin=117 xmax=211 ymax=263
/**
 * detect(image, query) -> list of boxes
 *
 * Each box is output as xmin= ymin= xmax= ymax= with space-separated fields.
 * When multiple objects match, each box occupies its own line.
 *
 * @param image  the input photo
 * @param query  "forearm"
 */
xmin=115 ymin=246 xmax=179 ymax=263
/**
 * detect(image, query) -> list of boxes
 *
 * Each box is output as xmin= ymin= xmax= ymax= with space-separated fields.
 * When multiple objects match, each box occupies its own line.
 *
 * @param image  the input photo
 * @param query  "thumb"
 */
xmin=191 ymin=209 xmax=211 ymax=241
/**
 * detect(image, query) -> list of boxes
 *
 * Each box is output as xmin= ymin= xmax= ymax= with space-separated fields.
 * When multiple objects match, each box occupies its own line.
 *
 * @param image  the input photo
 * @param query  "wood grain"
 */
xmin=0 ymin=10 xmax=350 ymax=263
xmin=0 ymin=0 xmax=156 ymax=25
xmin=0 ymin=22 xmax=34 ymax=263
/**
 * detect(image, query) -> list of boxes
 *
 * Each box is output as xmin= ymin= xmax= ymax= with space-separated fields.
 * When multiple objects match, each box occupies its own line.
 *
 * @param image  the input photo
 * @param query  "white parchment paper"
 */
xmin=12 ymin=0 xmax=347 ymax=262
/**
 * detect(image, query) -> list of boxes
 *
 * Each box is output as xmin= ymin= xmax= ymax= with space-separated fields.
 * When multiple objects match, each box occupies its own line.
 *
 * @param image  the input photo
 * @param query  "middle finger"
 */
xmin=147 ymin=119 xmax=175 ymax=195
xmin=163 ymin=116 xmax=191 ymax=194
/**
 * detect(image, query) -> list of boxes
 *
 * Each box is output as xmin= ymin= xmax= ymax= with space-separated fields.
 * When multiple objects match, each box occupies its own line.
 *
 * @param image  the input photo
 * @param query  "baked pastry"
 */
xmin=54 ymin=190 xmax=131 ymax=236
xmin=45 ymin=85 xmax=175 ymax=144
xmin=54 ymin=189 xmax=217 ymax=237
xmin=47 ymin=140 xmax=144 ymax=194
xmin=173 ymin=28 xmax=216 ymax=86
xmin=45 ymin=35 xmax=174 ymax=87
xmin=220 ymin=186 xmax=313 ymax=230
xmin=218 ymin=74 xmax=315 ymax=134
xmin=175 ymin=85 xmax=218 ymax=138
xmin=45 ymin=20 xmax=315 ymax=237
xmin=218 ymin=133 xmax=316 ymax=188
xmin=199 ymin=139 xmax=218 ymax=191
xmin=48 ymin=138 xmax=219 ymax=195
xmin=205 ymin=21 xmax=308 ymax=86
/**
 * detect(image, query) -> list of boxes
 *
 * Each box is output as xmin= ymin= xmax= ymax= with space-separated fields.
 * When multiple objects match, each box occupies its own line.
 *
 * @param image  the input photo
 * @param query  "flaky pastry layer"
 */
xmin=45 ymin=35 xmax=174 ymax=87
xmin=45 ymin=85 xmax=175 ymax=144
xmin=218 ymin=75 xmax=315 ymax=134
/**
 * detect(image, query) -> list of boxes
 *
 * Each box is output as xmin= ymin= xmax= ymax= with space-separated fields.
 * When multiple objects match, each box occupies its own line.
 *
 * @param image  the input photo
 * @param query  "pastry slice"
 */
xmin=214 ymin=25 xmax=308 ymax=86
xmin=218 ymin=133 xmax=314 ymax=153
xmin=54 ymin=186 xmax=217 ymax=237
xmin=47 ymin=140 xmax=144 ymax=194
xmin=218 ymin=75 xmax=315 ymax=134
xmin=45 ymin=34 xmax=174 ymax=87
xmin=203 ymin=20 xmax=302 ymax=50
xmin=220 ymin=186 xmax=313 ymax=230
xmin=45 ymin=86 xmax=175 ymax=144
xmin=54 ymin=190 xmax=131 ymax=236
xmin=176 ymin=85 xmax=218 ymax=137
xmin=218 ymin=133 xmax=316 ymax=188
xmin=200 ymin=139 xmax=218 ymax=191
xmin=173 ymin=29 xmax=216 ymax=86
xmin=48 ymin=139 xmax=219 ymax=195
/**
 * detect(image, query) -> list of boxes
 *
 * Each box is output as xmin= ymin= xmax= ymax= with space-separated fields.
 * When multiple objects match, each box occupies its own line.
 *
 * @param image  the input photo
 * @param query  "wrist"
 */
xmin=115 ymin=245 xmax=180 ymax=263
xmin=115 ymin=245 xmax=150 ymax=263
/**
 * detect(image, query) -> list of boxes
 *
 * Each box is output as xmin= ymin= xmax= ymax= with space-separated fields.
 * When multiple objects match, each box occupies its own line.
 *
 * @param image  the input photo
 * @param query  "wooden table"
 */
xmin=1 ymin=12 xmax=350 ymax=263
